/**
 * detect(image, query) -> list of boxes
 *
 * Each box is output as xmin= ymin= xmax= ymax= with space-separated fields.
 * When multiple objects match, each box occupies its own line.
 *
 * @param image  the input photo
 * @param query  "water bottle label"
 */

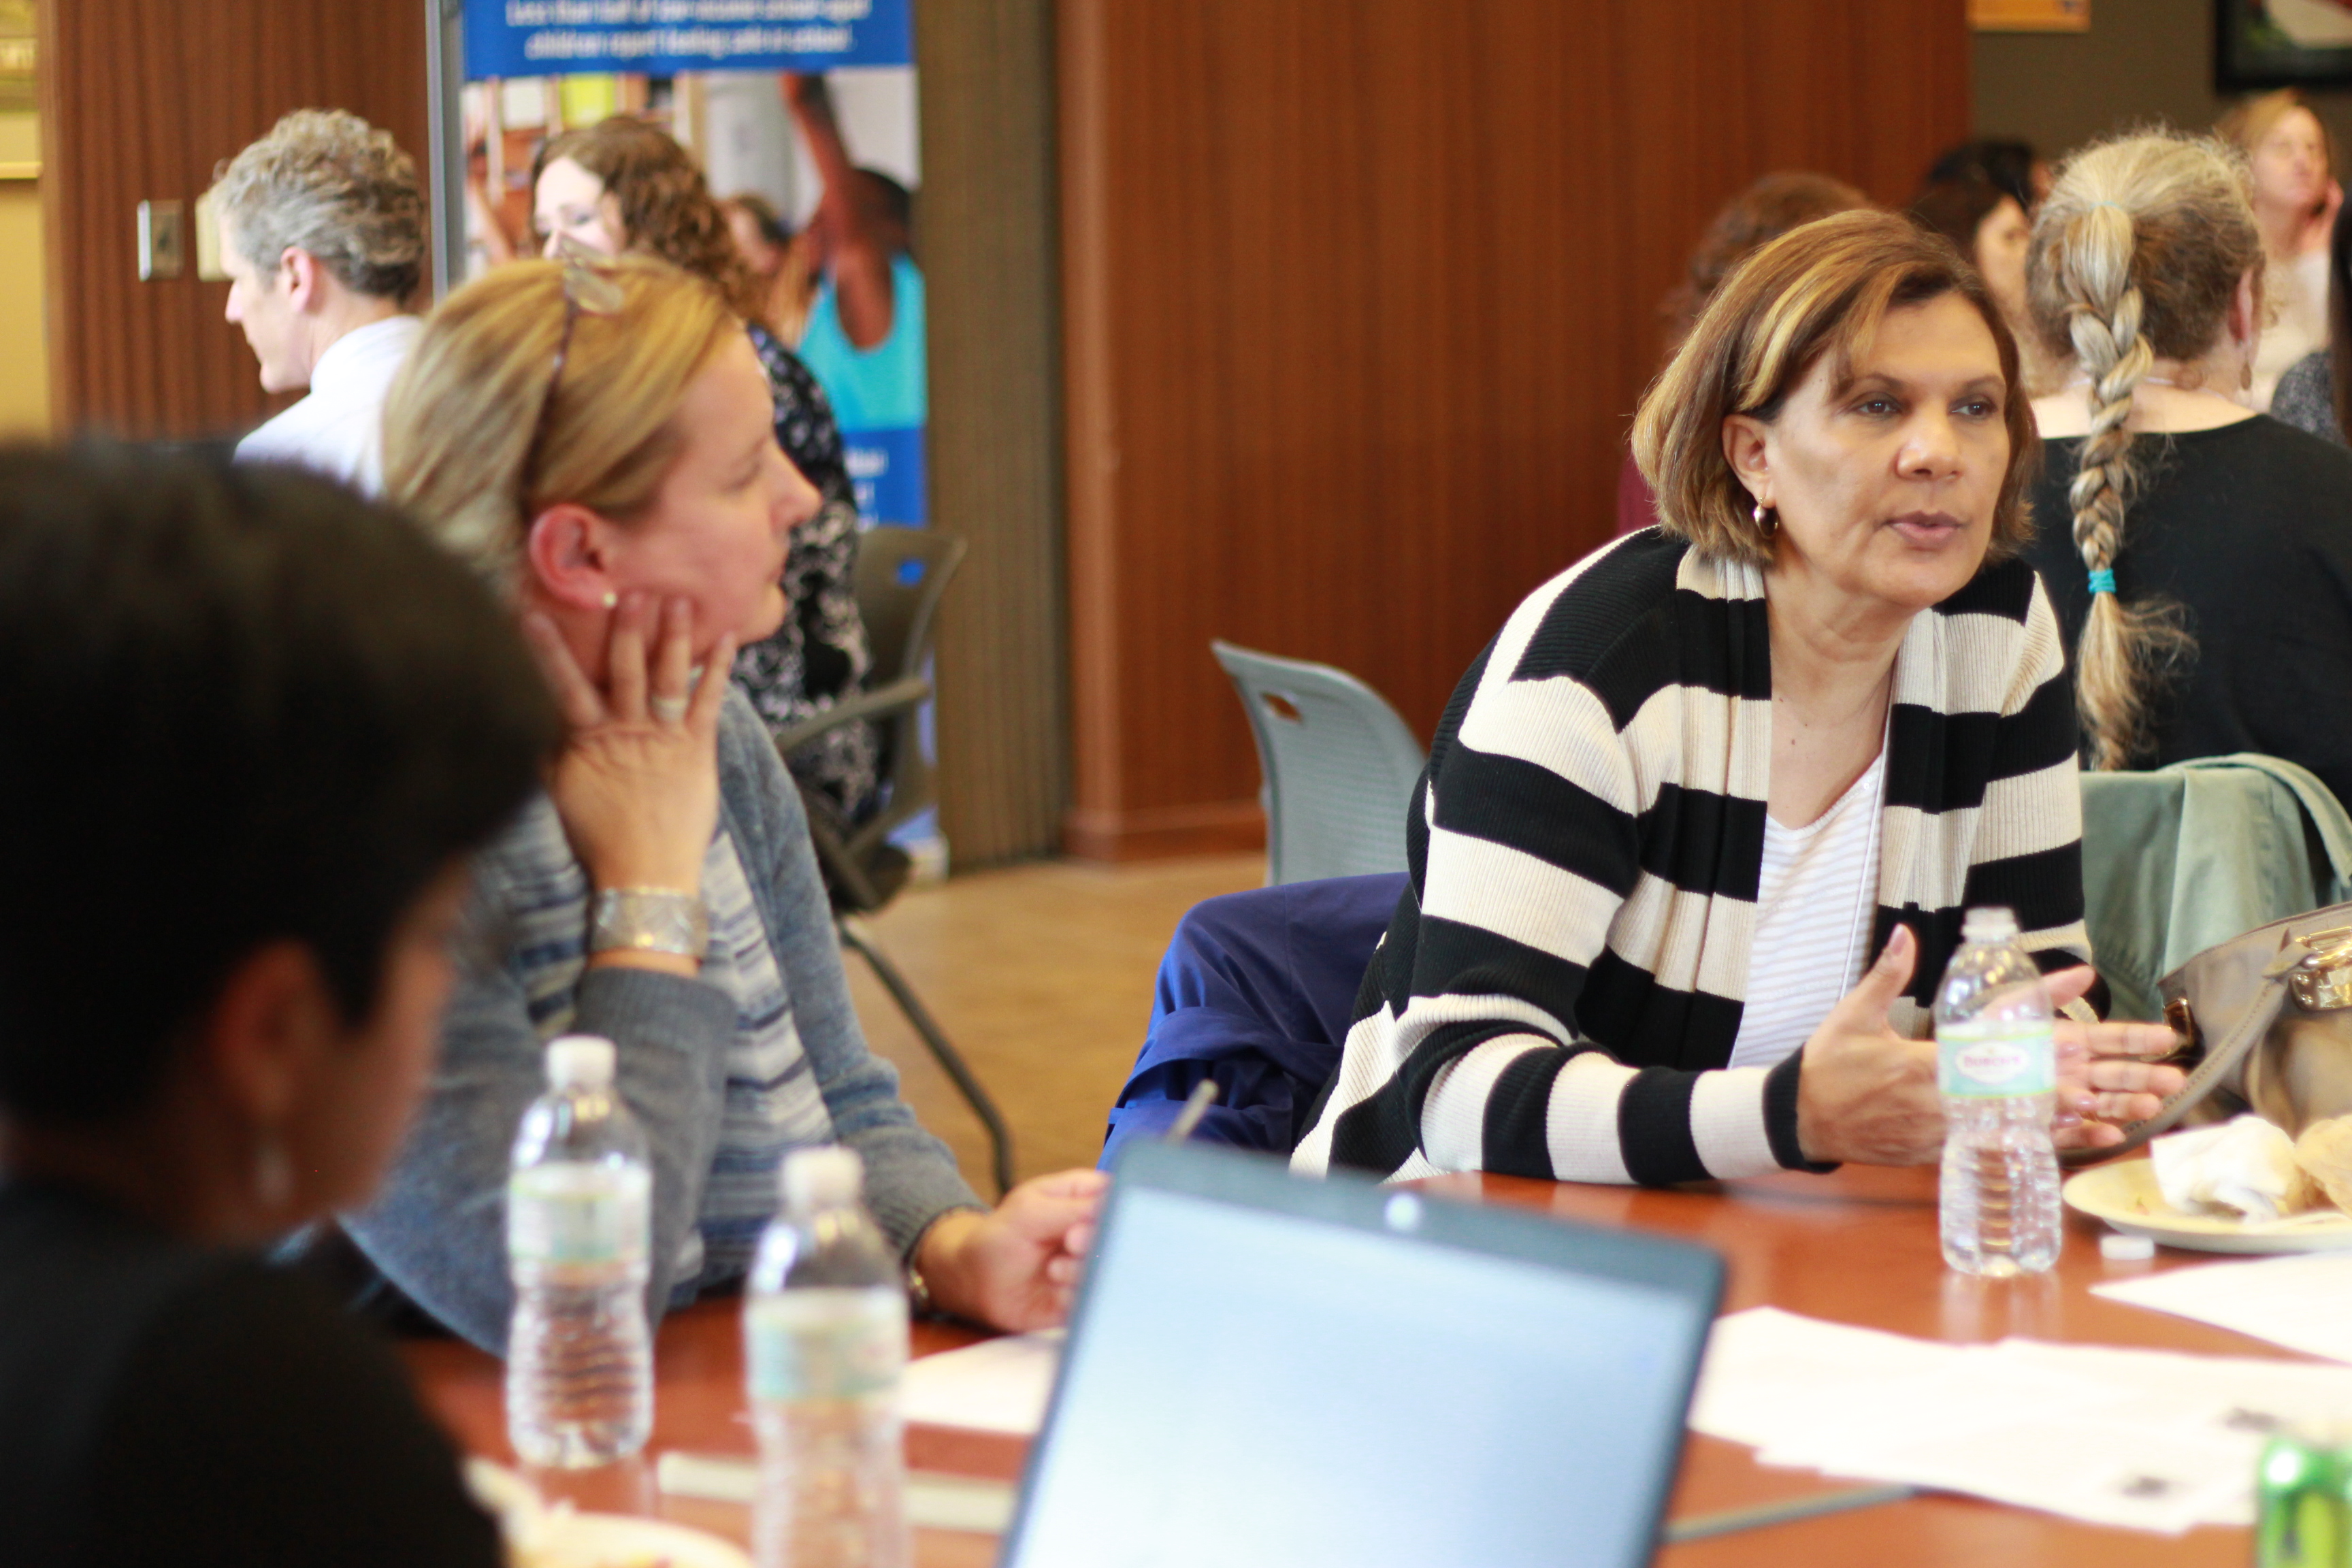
xmin=747 ymin=1288 xmax=907 ymax=1401
xmin=508 ymin=1163 xmax=651 ymax=1267
xmin=1937 ymin=1020 xmax=2056 ymax=1098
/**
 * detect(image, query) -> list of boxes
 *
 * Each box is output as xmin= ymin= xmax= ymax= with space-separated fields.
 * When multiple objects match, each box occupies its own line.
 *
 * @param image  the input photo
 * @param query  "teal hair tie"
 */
xmin=2087 ymin=568 xmax=2117 ymax=595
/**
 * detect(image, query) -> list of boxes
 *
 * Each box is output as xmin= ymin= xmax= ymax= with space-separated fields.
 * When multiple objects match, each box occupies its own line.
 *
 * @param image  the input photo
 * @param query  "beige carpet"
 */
xmin=840 ymin=853 xmax=1263 ymax=1190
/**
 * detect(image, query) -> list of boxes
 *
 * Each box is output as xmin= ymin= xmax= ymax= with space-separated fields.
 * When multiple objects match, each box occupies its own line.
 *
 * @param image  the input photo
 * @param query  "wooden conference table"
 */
xmin=404 ymin=1164 xmax=2296 ymax=1566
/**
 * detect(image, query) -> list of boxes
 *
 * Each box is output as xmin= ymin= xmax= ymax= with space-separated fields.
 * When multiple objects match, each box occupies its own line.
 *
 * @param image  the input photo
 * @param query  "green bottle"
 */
xmin=2259 ymin=1431 xmax=2346 ymax=1568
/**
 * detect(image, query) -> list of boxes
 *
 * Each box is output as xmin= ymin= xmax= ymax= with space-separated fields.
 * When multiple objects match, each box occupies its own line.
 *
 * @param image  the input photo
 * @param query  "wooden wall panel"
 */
xmin=1059 ymin=0 xmax=1969 ymax=860
xmin=917 ymin=0 xmax=1071 ymax=869
xmin=42 ymin=1 xmax=430 ymax=441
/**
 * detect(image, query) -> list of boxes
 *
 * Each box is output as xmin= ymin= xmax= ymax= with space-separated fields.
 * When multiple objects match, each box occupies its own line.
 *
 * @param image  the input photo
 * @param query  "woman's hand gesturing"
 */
xmin=1794 ymin=928 xmax=2189 ymax=1166
xmin=521 ymin=594 xmax=736 ymax=926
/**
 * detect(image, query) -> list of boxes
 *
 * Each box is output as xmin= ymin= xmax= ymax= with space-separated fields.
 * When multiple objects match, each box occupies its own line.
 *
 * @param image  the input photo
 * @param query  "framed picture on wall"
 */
xmin=0 ymin=1 xmax=31 ymax=115
xmin=2219 ymin=0 xmax=2352 ymax=91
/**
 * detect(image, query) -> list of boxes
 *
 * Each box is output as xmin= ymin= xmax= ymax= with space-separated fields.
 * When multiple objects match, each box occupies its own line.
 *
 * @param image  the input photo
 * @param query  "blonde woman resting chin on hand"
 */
xmin=338 ymin=255 xmax=1103 ymax=1352
xmin=1293 ymin=211 xmax=2185 ymax=1186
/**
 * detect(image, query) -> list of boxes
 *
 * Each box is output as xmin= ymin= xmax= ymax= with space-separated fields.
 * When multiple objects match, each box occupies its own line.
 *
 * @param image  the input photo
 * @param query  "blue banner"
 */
xmin=462 ymin=0 xmax=911 ymax=80
xmin=844 ymin=425 xmax=926 ymax=527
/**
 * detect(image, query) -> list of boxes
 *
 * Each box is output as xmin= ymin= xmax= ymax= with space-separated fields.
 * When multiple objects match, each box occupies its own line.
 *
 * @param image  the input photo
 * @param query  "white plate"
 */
xmin=2063 ymin=1158 xmax=2352 ymax=1254
xmin=517 ymin=1512 xmax=752 ymax=1568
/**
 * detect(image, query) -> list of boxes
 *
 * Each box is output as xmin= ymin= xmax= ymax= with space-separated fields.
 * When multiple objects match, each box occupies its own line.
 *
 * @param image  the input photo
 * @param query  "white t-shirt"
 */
xmin=1727 ymin=748 xmax=1886 ymax=1071
xmin=234 ymin=314 xmax=423 ymax=497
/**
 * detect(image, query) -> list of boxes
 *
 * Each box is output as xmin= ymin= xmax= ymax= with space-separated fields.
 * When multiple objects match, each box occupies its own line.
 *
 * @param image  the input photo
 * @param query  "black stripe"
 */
xmin=1637 ymin=783 xmax=1769 ymax=901
xmin=1510 ymin=531 xmax=1689 ymax=687
xmin=1579 ymin=591 xmax=1773 ymax=728
xmin=1482 ymin=1047 xmax=1576 ymax=1177
xmin=1324 ymin=1019 xmax=1536 ymax=1175
xmin=1884 ymin=684 xmax=2076 ymax=813
xmin=1577 ymin=948 xmax=1746 ymax=1071
xmin=1931 ymin=555 xmax=2037 ymax=623
xmin=1432 ymin=745 xmax=1641 ymax=898
xmin=1408 ymin=915 xmax=1589 ymax=1031
xmin=1875 ymin=907 xmax=1953 ymax=1008
xmin=1618 ymin=1066 xmax=1708 ymax=1185
xmin=1961 ymin=840 xmax=2085 ymax=934
xmin=1989 ymin=674 xmax=2077 ymax=781
xmin=1424 ymin=637 xmax=1497 ymax=785
xmin=1763 ymin=1051 xmax=1831 ymax=1171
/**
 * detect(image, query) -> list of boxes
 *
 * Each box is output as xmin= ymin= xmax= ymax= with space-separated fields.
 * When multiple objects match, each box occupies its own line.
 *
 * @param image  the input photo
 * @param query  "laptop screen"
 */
xmin=1002 ymin=1147 xmax=1721 ymax=1568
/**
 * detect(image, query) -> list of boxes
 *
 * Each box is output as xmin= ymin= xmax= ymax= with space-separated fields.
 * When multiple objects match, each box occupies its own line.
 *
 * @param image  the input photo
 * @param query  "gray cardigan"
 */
xmin=345 ymin=687 xmax=979 ymax=1353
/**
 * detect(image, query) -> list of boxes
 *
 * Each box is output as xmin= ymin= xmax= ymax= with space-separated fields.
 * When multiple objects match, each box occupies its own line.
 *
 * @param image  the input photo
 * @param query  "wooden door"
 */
xmin=41 ymin=0 xmax=429 ymax=440
xmin=1058 ymin=0 xmax=1971 ymax=859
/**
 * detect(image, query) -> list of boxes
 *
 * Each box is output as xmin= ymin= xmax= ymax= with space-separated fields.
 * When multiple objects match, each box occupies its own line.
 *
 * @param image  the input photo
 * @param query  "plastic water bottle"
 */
xmin=1935 ymin=907 xmax=2063 ymax=1276
xmin=506 ymin=1034 xmax=653 ymax=1467
xmin=745 ymin=1146 xmax=909 ymax=1568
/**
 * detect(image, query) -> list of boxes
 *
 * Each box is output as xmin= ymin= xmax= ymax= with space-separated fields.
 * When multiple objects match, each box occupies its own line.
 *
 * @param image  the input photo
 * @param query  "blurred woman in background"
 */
xmin=2219 ymin=89 xmax=2340 ymax=410
xmin=534 ymin=116 xmax=879 ymax=825
xmin=1617 ymin=171 xmax=1869 ymax=535
xmin=2269 ymin=199 xmax=2352 ymax=446
xmin=723 ymin=190 xmax=819 ymax=346
xmin=1910 ymin=173 xmax=2038 ymax=380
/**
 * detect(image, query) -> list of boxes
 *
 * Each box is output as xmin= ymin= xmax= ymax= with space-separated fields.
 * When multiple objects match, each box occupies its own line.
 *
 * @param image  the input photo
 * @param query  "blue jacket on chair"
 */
xmin=1101 ymin=872 xmax=1409 ymax=1167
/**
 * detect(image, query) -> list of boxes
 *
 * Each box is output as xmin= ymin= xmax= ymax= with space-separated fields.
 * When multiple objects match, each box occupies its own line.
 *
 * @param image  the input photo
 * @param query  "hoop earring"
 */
xmin=254 ymin=1135 xmax=293 ymax=1212
xmin=1752 ymin=500 xmax=1776 ymax=534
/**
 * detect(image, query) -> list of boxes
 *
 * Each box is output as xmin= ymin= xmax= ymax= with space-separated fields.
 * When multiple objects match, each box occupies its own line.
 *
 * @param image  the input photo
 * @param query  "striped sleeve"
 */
xmin=1290 ymin=538 xmax=1801 ymax=1186
xmin=1882 ymin=563 xmax=2092 ymax=992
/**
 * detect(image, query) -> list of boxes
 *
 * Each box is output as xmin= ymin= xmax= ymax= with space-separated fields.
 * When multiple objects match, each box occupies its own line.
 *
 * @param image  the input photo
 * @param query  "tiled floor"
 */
xmin=840 ymin=853 xmax=1263 ymax=1190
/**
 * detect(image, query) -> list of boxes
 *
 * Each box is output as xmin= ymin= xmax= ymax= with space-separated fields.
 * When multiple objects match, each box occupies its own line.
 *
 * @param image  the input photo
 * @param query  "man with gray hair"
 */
xmin=212 ymin=109 xmax=425 ymax=495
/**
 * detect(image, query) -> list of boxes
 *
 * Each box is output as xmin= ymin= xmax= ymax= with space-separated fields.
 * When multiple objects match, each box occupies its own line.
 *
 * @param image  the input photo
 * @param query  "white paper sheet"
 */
xmin=1690 ymin=1306 xmax=2352 ymax=1533
xmin=2092 ymin=1253 xmax=2352 ymax=1363
xmin=901 ymin=1329 xmax=1064 ymax=1435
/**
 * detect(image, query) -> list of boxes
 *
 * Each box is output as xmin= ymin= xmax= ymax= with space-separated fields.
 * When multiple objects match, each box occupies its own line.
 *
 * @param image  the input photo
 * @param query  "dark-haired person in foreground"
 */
xmin=0 ymin=449 xmax=559 ymax=1566
xmin=1294 ymin=212 xmax=2185 ymax=1184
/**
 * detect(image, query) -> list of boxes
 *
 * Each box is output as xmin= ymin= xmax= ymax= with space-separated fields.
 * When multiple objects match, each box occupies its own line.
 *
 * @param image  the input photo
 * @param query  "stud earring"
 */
xmin=601 ymin=591 xmax=618 ymax=609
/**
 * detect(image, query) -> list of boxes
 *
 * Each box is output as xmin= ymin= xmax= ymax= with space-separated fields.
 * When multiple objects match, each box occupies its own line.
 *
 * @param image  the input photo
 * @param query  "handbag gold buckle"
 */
xmin=2289 ymin=924 xmax=2352 ymax=1010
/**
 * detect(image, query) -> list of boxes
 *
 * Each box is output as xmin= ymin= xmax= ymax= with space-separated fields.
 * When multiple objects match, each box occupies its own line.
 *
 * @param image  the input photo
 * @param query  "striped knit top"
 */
xmin=1290 ymin=529 xmax=2091 ymax=1186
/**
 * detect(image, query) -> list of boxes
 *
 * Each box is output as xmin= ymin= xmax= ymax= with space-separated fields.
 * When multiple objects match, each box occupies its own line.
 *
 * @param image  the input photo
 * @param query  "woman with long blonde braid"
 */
xmin=2023 ymin=131 xmax=2352 ymax=803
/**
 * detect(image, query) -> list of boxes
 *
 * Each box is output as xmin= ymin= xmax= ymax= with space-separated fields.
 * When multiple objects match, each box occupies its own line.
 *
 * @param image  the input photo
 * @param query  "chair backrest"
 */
xmin=1211 ymin=641 xmax=1427 ymax=885
xmin=2080 ymin=754 xmax=2352 ymax=1019
xmin=851 ymin=527 xmax=967 ymax=845
xmin=856 ymin=526 xmax=968 ymax=687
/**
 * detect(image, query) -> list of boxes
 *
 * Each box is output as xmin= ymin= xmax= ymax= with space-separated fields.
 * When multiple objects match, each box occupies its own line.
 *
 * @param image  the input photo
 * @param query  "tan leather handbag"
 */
xmin=2067 ymin=902 xmax=2352 ymax=1164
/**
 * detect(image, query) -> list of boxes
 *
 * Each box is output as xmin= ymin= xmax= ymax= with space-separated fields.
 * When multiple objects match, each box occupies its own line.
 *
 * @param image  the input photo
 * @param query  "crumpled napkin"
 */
xmin=2150 ymin=1115 xmax=2313 ymax=1224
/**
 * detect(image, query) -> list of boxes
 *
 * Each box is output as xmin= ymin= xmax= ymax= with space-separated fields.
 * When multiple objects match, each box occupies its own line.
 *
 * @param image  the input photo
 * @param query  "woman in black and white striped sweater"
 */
xmin=1294 ymin=212 xmax=2185 ymax=1186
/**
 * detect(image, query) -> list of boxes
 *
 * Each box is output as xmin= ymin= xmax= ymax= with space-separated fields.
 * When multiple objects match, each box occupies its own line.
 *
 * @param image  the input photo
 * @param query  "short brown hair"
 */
xmin=382 ymin=255 xmax=737 ymax=589
xmin=534 ymin=117 xmax=767 ymax=327
xmin=1632 ymin=208 xmax=2038 ymax=569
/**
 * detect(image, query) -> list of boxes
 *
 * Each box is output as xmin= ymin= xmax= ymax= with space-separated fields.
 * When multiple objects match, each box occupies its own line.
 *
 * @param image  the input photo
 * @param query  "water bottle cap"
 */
xmin=1961 ymin=906 xmax=2021 ymax=943
xmin=783 ymin=1145 xmax=863 ymax=1209
xmin=546 ymin=1034 xmax=616 ymax=1089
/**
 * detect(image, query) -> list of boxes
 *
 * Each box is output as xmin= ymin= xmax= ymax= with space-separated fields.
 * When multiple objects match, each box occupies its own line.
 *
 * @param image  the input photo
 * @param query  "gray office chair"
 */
xmin=1211 ymin=641 xmax=1428 ymax=887
xmin=772 ymin=527 xmax=1015 ymax=1196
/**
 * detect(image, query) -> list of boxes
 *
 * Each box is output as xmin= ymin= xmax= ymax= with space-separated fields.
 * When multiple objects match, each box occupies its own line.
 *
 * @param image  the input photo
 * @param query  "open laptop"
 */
xmin=999 ymin=1141 xmax=1724 ymax=1568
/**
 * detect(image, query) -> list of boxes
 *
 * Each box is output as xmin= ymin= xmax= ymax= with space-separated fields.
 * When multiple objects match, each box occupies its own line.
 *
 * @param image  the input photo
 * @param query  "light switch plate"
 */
xmin=193 ymin=191 xmax=227 ymax=282
xmin=137 ymin=198 xmax=184 ymax=280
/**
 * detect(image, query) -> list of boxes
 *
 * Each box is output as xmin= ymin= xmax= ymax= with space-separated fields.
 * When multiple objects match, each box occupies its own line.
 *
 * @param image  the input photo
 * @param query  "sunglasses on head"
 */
xmin=519 ymin=240 xmax=626 ymax=512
